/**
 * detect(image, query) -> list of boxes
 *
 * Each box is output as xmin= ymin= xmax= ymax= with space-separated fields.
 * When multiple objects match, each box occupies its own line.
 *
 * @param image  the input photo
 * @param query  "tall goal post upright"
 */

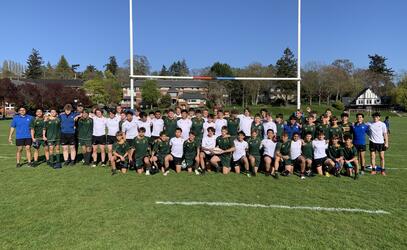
xmin=129 ymin=0 xmax=302 ymax=110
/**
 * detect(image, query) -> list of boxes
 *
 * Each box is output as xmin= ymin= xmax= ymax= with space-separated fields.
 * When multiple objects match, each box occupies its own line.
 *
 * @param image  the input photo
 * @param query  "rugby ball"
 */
xmin=212 ymin=147 xmax=224 ymax=155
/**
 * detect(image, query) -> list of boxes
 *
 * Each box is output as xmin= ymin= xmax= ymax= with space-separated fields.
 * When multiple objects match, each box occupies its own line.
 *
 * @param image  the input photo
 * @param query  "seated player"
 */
xmin=164 ymin=128 xmax=185 ymax=175
xmin=232 ymin=131 xmax=250 ymax=176
xmin=30 ymin=108 xmax=49 ymax=167
xmin=248 ymin=129 xmax=262 ymax=176
xmin=77 ymin=110 xmax=93 ymax=166
xmin=43 ymin=108 xmax=61 ymax=169
xmin=210 ymin=126 xmax=235 ymax=174
xmin=134 ymin=127 xmax=151 ymax=175
xmin=111 ymin=132 xmax=130 ymax=175
xmin=260 ymin=129 xmax=279 ymax=178
xmin=183 ymin=132 xmax=200 ymax=174
xmin=326 ymin=135 xmax=344 ymax=177
xmin=343 ymin=135 xmax=359 ymax=180
xmin=150 ymin=131 xmax=170 ymax=174
xmin=301 ymin=132 xmax=314 ymax=177
xmin=312 ymin=131 xmax=334 ymax=176
xmin=199 ymin=127 xmax=217 ymax=173
xmin=275 ymin=132 xmax=292 ymax=176
xmin=290 ymin=132 xmax=306 ymax=179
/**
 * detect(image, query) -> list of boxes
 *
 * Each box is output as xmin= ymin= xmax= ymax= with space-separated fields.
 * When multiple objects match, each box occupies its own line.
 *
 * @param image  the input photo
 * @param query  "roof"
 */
xmin=178 ymin=92 xmax=206 ymax=100
xmin=123 ymin=80 xmax=209 ymax=88
xmin=11 ymin=79 xmax=84 ymax=87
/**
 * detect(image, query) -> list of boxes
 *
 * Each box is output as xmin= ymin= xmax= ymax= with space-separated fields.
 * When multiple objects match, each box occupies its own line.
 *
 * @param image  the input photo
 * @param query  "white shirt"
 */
xmin=290 ymin=140 xmax=302 ymax=160
xmin=312 ymin=139 xmax=328 ymax=159
xmin=263 ymin=120 xmax=277 ymax=139
xmin=201 ymin=136 xmax=216 ymax=154
xmin=122 ymin=119 xmax=138 ymax=139
xmin=92 ymin=116 xmax=107 ymax=136
xmin=261 ymin=139 xmax=277 ymax=157
xmin=237 ymin=114 xmax=253 ymax=137
xmin=137 ymin=120 xmax=152 ymax=137
xmin=203 ymin=121 xmax=215 ymax=137
xmin=170 ymin=137 xmax=185 ymax=158
xmin=106 ymin=117 xmax=120 ymax=136
xmin=368 ymin=121 xmax=387 ymax=144
xmin=177 ymin=118 xmax=192 ymax=139
xmin=233 ymin=140 xmax=248 ymax=161
xmin=151 ymin=118 xmax=164 ymax=137
xmin=215 ymin=119 xmax=227 ymax=137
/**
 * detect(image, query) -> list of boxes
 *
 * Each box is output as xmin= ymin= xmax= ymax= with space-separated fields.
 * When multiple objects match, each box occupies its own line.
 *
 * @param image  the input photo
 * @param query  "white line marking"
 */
xmin=156 ymin=201 xmax=390 ymax=214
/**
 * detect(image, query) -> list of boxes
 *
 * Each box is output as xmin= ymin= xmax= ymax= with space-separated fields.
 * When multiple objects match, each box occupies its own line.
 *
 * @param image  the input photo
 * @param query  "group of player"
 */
xmin=8 ymin=104 xmax=389 ymax=179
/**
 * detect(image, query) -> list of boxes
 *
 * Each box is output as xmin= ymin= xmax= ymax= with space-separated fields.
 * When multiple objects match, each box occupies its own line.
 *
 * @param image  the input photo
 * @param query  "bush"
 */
xmin=332 ymin=100 xmax=345 ymax=111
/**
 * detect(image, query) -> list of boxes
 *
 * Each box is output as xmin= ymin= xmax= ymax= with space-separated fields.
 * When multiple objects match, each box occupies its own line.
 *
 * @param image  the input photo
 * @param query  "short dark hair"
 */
xmin=181 ymin=109 xmax=188 ymax=114
xmin=372 ymin=112 xmax=381 ymax=117
xmin=356 ymin=113 xmax=364 ymax=118
xmin=238 ymin=131 xmax=246 ymax=137
xmin=159 ymin=131 xmax=167 ymax=137
xmin=276 ymin=113 xmax=283 ymax=119
xmin=267 ymin=129 xmax=274 ymax=134
xmin=343 ymin=134 xmax=352 ymax=141
xmin=126 ymin=111 xmax=133 ymax=116
xmin=176 ymin=127 xmax=182 ymax=132
xmin=341 ymin=112 xmax=349 ymax=118
xmin=139 ymin=112 xmax=147 ymax=118
xmin=207 ymin=127 xmax=215 ymax=133
xmin=64 ymin=104 xmax=73 ymax=111
xmin=138 ymin=127 xmax=146 ymax=133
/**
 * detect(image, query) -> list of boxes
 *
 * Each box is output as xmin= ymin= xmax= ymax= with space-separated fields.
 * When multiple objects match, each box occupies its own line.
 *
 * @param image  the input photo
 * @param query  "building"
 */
xmin=177 ymin=92 xmax=207 ymax=108
xmin=122 ymin=80 xmax=208 ymax=108
xmin=11 ymin=79 xmax=84 ymax=89
xmin=343 ymin=87 xmax=390 ymax=111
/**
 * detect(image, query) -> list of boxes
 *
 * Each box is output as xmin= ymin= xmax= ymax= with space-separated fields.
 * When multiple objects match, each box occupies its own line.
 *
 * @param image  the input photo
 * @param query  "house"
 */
xmin=11 ymin=79 xmax=84 ymax=89
xmin=122 ymin=80 xmax=209 ymax=108
xmin=177 ymin=92 xmax=207 ymax=108
xmin=343 ymin=87 xmax=390 ymax=111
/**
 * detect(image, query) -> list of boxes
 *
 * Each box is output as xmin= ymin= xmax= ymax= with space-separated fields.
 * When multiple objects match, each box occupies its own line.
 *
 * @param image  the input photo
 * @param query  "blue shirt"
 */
xmin=284 ymin=123 xmax=301 ymax=139
xmin=10 ymin=115 xmax=33 ymax=139
xmin=352 ymin=123 xmax=369 ymax=145
xmin=59 ymin=112 xmax=78 ymax=134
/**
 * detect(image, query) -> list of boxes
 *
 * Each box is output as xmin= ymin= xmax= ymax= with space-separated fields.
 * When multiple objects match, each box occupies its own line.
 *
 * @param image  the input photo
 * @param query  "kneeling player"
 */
xmin=248 ymin=129 xmax=262 ymax=176
xmin=150 ymin=131 xmax=170 ymax=174
xmin=290 ymin=132 xmax=306 ymax=179
xmin=327 ymin=135 xmax=344 ymax=177
xmin=134 ymin=127 xmax=151 ymax=174
xmin=211 ymin=126 xmax=235 ymax=174
xmin=261 ymin=129 xmax=278 ymax=178
xmin=199 ymin=127 xmax=216 ymax=173
xmin=301 ymin=132 xmax=314 ymax=177
xmin=232 ymin=131 xmax=250 ymax=176
xmin=275 ymin=133 xmax=292 ymax=176
xmin=164 ymin=128 xmax=185 ymax=175
xmin=111 ymin=132 xmax=130 ymax=175
xmin=183 ymin=132 xmax=200 ymax=174
xmin=312 ymin=132 xmax=334 ymax=176
xmin=343 ymin=135 xmax=359 ymax=180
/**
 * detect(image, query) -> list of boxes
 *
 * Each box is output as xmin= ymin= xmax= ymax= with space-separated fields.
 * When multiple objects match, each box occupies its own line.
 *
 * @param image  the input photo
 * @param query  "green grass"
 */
xmin=1 ymin=118 xmax=406 ymax=249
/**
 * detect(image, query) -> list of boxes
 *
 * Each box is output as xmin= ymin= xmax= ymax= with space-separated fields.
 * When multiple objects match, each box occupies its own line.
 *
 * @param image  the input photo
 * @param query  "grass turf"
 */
xmin=0 ymin=118 xmax=406 ymax=249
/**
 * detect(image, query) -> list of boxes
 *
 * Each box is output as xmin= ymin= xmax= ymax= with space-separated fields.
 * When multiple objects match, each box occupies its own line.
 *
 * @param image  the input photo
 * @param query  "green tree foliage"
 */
xmin=25 ymin=49 xmax=43 ymax=79
xmin=159 ymin=65 xmax=169 ymax=76
xmin=55 ymin=55 xmax=74 ymax=79
xmin=275 ymin=48 xmax=297 ymax=105
xmin=43 ymin=62 xmax=55 ymax=79
xmin=105 ymin=56 xmax=118 ymax=75
xmin=169 ymin=59 xmax=189 ymax=76
xmin=125 ymin=55 xmax=151 ymax=75
xmin=160 ymin=93 xmax=172 ymax=108
xmin=209 ymin=62 xmax=234 ymax=105
xmin=368 ymin=54 xmax=395 ymax=96
xmin=82 ymin=65 xmax=103 ymax=81
xmin=141 ymin=80 xmax=161 ymax=107
xmin=82 ymin=73 xmax=122 ymax=105
xmin=395 ymin=74 xmax=407 ymax=110
xmin=1 ymin=60 xmax=13 ymax=78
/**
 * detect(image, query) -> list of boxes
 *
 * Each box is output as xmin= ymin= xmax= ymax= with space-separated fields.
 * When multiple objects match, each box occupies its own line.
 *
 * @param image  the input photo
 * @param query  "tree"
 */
xmin=159 ymin=65 xmax=169 ymax=76
xmin=2 ymin=60 xmax=14 ymax=78
xmin=0 ymin=78 xmax=19 ymax=105
xmin=301 ymin=63 xmax=321 ymax=105
xmin=160 ymin=93 xmax=172 ymax=108
xmin=55 ymin=55 xmax=74 ymax=79
xmin=105 ymin=56 xmax=118 ymax=75
xmin=209 ymin=62 xmax=235 ymax=105
xmin=368 ymin=54 xmax=395 ymax=96
xmin=125 ymin=55 xmax=151 ymax=76
xmin=82 ymin=65 xmax=103 ymax=81
xmin=141 ymin=80 xmax=161 ymax=107
xmin=275 ymin=48 xmax=297 ymax=105
xmin=82 ymin=74 xmax=122 ymax=105
xmin=169 ymin=59 xmax=189 ymax=76
xmin=395 ymin=74 xmax=407 ymax=110
xmin=43 ymin=62 xmax=55 ymax=79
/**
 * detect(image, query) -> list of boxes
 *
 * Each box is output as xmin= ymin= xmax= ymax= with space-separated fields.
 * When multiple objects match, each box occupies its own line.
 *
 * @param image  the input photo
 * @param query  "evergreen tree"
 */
xmin=169 ymin=59 xmax=189 ymax=76
xmin=368 ymin=54 xmax=395 ymax=96
xmin=105 ymin=56 xmax=118 ymax=75
xmin=25 ymin=49 xmax=43 ymax=79
xmin=55 ymin=55 xmax=74 ymax=79
xmin=275 ymin=48 xmax=297 ymax=105
xmin=83 ymin=65 xmax=103 ymax=80
xmin=159 ymin=65 xmax=169 ymax=76
xmin=368 ymin=54 xmax=394 ymax=77
xmin=44 ymin=62 xmax=55 ymax=79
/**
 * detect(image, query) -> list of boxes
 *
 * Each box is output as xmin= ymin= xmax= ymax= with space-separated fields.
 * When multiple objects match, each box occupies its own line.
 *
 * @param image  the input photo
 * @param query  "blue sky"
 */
xmin=0 ymin=0 xmax=406 ymax=73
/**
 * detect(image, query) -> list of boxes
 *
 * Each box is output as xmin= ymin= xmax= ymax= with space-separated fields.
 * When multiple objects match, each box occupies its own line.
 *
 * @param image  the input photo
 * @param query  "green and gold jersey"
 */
xmin=45 ymin=118 xmax=61 ymax=141
xmin=316 ymin=124 xmax=330 ymax=137
xmin=301 ymin=141 xmax=313 ymax=159
xmin=191 ymin=117 xmax=204 ymax=138
xmin=164 ymin=117 xmax=178 ymax=138
xmin=153 ymin=139 xmax=170 ymax=158
xmin=113 ymin=141 xmax=129 ymax=156
xmin=302 ymin=124 xmax=316 ymax=139
xmin=327 ymin=145 xmax=343 ymax=159
xmin=216 ymin=136 xmax=234 ymax=151
xmin=248 ymin=137 xmax=262 ymax=156
xmin=251 ymin=123 xmax=264 ymax=138
xmin=343 ymin=146 xmax=357 ymax=160
xmin=276 ymin=140 xmax=291 ymax=156
xmin=134 ymin=136 xmax=150 ymax=158
xmin=78 ymin=118 xmax=93 ymax=140
xmin=340 ymin=122 xmax=352 ymax=136
xmin=328 ymin=126 xmax=343 ymax=140
xmin=183 ymin=140 xmax=198 ymax=159
xmin=30 ymin=118 xmax=45 ymax=139
xmin=226 ymin=117 xmax=239 ymax=136
xmin=276 ymin=122 xmax=284 ymax=138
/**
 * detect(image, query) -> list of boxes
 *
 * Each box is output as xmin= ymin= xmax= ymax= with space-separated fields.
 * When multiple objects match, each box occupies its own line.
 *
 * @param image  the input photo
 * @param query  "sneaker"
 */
xmin=354 ymin=173 xmax=359 ymax=180
xmin=27 ymin=162 xmax=33 ymax=167
xmin=359 ymin=170 xmax=365 ymax=175
xmin=246 ymin=172 xmax=251 ymax=177
xmin=305 ymin=170 xmax=312 ymax=177
xmin=16 ymin=163 xmax=22 ymax=168
xmin=53 ymin=162 xmax=62 ymax=169
xmin=69 ymin=161 xmax=76 ymax=166
xmin=195 ymin=169 xmax=200 ymax=175
xmin=272 ymin=172 xmax=279 ymax=179
xmin=300 ymin=175 xmax=306 ymax=180
xmin=325 ymin=172 xmax=331 ymax=177
xmin=91 ymin=162 xmax=97 ymax=168
xmin=381 ymin=171 xmax=387 ymax=176
xmin=146 ymin=170 xmax=151 ymax=176
xmin=101 ymin=162 xmax=106 ymax=167
xmin=281 ymin=170 xmax=289 ymax=177
xmin=163 ymin=170 xmax=169 ymax=176
xmin=31 ymin=161 xmax=39 ymax=168
xmin=63 ymin=161 xmax=70 ymax=166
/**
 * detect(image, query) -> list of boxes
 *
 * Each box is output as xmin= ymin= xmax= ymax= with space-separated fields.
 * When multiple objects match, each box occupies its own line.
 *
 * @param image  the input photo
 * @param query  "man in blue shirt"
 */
xmin=351 ymin=113 xmax=369 ymax=173
xmin=284 ymin=115 xmax=301 ymax=139
xmin=8 ymin=107 xmax=34 ymax=168
xmin=59 ymin=104 xmax=79 ymax=166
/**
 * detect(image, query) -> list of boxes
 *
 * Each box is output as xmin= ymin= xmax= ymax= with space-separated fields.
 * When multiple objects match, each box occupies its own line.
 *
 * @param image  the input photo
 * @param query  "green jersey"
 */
xmin=275 ymin=122 xmax=284 ymax=138
xmin=183 ymin=140 xmax=198 ymax=160
xmin=113 ymin=141 xmax=129 ymax=156
xmin=316 ymin=124 xmax=330 ymax=137
xmin=340 ymin=122 xmax=352 ymax=136
xmin=164 ymin=117 xmax=178 ymax=138
xmin=134 ymin=136 xmax=150 ymax=158
xmin=301 ymin=141 xmax=313 ymax=159
xmin=226 ymin=117 xmax=240 ymax=137
xmin=45 ymin=118 xmax=61 ymax=141
xmin=216 ymin=136 xmax=234 ymax=151
xmin=327 ymin=145 xmax=343 ymax=160
xmin=78 ymin=118 xmax=93 ymax=140
xmin=153 ymin=139 xmax=170 ymax=158
xmin=191 ymin=117 xmax=204 ymax=138
xmin=30 ymin=118 xmax=45 ymax=139
xmin=302 ymin=124 xmax=316 ymax=139
xmin=328 ymin=126 xmax=343 ymax=140
xmin=248 ymin=137 xmax=262 ymax=156
xmin=276 ymin=140 xmax=291 ymax=156
xmin=343 ymin=146 xmax=357 ymax=160
xmin=251 ymin=123 xmax=264 ymax=138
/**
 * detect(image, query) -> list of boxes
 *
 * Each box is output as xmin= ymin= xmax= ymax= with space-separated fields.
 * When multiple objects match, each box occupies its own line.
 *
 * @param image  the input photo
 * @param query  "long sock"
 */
xmin=55 ymin=153 xmax=61 ymax=163
xmin=84 ymin=152 xmax=91 ymax=164
xmin=50 ymin=154 xmax=55 ymax=165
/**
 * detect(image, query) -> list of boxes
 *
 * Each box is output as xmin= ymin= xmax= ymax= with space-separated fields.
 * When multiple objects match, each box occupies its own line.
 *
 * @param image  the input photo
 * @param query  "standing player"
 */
xmin=59 ymin=104 xmax=78 ymax=166
xmin=274 ymin=114 xmax=285 ymax=141
xmin=43 ymin=108 xmax=61 ymax=169
xmin=203 ymin=114 xmax=216 ymax=138
xmin=263 ymin=112 xmax=277 ymax=140
xmin=368 ymin=112 xmax=389 ymax=176
xmin=261 ymin=129 xmax=279 ymax=178
xmin=351 ymin=113 xmax=369 ymax=174
xmin=134 ymin=127 xmax=151 ymax=174
xmin=328 ymin=116 xmax=343 ymax=141
xmin=164 ymin=128 xmax=185 ymax=175
xmin=121 ymin=111 xmax=139 ymax=168
xmin=164 ymin=109 xmax=178 ymax=138
xmin=232 ymin=131 xmax=250 ymax=176
xmin=191 ymin=110 xmax=205 ymax=144
xmin=151 ymin=110 xmax=164 ymax=141
xmin=183 ymin=132 xmax=200 ymax=174
xmin=211 ymin=126 xmax=235 ymax=174
xmin=30 ymin=108 xmax=49 ymax=167
xmin=302 ymin=115 xmax=316 ymax=139
xmin=106 ymin=110 xmax=120 ymax=164
xmin=137 ymin=112 xmax=153 ymax=139
xmin=226 ymin=110 xmax=240 ymax=140
xmin=340 ymin=113 xmax=352 ymax=138
xmin=248 ymin=129 xmax=262 ymax=176
xmin=284 ymin=116 xmax=301 ymax=140
xmin=177 ymin=109 xmax=192 ymax=140
xmin=251 ymin=114 xmax=264 ymax=139
xmin=316 ymin=114 xmax=330 ymax=139
xmin=214 ymin=110 xmax=227 ymax=137
xmin=77 ymin=110 xmax=93 ymax=166
xmin=9 ymin=107 xmax=33 ymax=167
xmin=237 ymin=108 xmax=253 ymax=140
xmin=91 ymin=109 xmax=107 ymax=167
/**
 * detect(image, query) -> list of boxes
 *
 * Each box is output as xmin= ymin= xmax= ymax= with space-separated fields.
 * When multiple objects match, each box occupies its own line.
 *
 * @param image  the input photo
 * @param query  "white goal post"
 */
xmin=129 ymin=0 xmax=302 ymax=109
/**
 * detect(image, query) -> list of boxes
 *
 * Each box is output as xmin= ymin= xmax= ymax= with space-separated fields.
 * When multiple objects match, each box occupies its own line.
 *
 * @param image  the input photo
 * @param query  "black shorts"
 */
xmin=16 ymin=138 xmax=32 ymax=146
xmin=92 ymin=135 xmax=106 ymax=145
xmin=204 ymin=153 xmax=213 ymax=162
xmin=106 ymin=135 xmax=116 ymax=145
xmin=60 ymin=133 xmax=76 ymax=146
xmin=314 ymin=157 xmax=328 ymax=167
xmin=171 ymin=155 xmax=183 ymax=165
xmin=369 ymin=141 xmax=386 ymax=152
xmin=233 ymin=156 xmax=246 ymax=167
xmin=354 ymin=144 xmax=366 ymax=152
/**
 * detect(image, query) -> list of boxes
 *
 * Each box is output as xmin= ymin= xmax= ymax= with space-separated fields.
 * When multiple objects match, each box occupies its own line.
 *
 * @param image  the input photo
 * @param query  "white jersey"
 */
xmin=170 ymin=137 xmax=185 ymax=158
xmin=106 ymin=117 xmax=120 ymax=136
xmin=368 ymin=121 xmax=387 ymax=144
xmin=312 ymin=139 xmax=328 ymax=159
xmin=203 ymin=121 xmax=215 ymax=137
xmin=290 ymin=140 xmax=302 ymax=160
xmin=233 ymin=140 xmax=248 ymax=161
xmin=137 ymin=120 xmax=152 ymax=137
xmin=177 ymin=118 xmax=192 ymax=139
xmin=122 ymin=119 xmax=138 ymax=139
xmin=201 ymin=136 xmax=217 ymax=155
xmin=92 ymin=116 xmax=106 ymax=136
xmin=151 ymin=118 xmax=164 ymax=137
xmin=263 ymin=121 xmax=277 ymax=139
xmin=261 ymin=139 xmax=277 ymax=157
xmin=237 ymin=114 xmax=253 ymax=137
xmin=215 ymin=119 xmax=227 ymax=137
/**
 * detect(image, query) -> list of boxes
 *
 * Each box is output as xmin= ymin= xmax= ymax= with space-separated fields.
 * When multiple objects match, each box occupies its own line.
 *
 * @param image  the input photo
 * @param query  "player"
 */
xmin=275 ymin=132 xmax=292 ymax=176
xmin=91 ymin=109 xmax=107 ymax=167
xmin=274 ymin=114 xmax=285 ymax=141
xmin=199 ymin=127 xmax=217 ymax=173
xmin=226 ymin=109 xmax=240 ymax=140
xmin=211 ymin=126 xmax=235 ymax=174
xmin=302 ymin=114 xmax=316 ymax=139
xmin=30 ymin=108 xmax=49 ymax=167
xmin=183 ymin=132 xmax=200 ymax=174
xmin=262 ymin=112 xmax=277 ymax=140
xmin=122 ymin=111 xmax=139 ymax=168
xmin=326 ymin=135 xmax=344 ymax=177
xmin=343 ymin=135 xmax=359 ymax=179
xmin=251 ymin=114 xmax=264 ymax=139
xmin=340 ymin=112 xmax=352 ymax=137
xmin=232 ymin=131 xmax=250 ymax=176
xmin=77 ymin=110 xmax=93 ymax=166
xmin=137 ymin=112 xmax=153 ymax=139
xmin=328 ymin=116 xmax=343 ymax=141
xmin=260 ymin=129 xmax=279 ymax=178
xmin=215 ymin=110 xmax=227 ymax=137
xmin=59 ymin=104 xmax=78 ymax=166
xmin=351 ymin=113 xmax=369 ymax=173
xmin=368 ymin=112 xmax=389 ymax=176
xmin=164 ymin=128 xmax=185 ymax=175
xmin=106 ymin=110 xmax=120 ymax=165
xmin=248 ymin=129 xmax=262 ymax=176
xmin=151 ymin=110 xmax=164 ymax=142
xmin=163 ymin=109 xmax=178 ymax=138
xmin=111 ymin=131 xmax=130 ymax=175
xmin=43 ymin=108 xmax=61 ymax=169
xmin=134 ymin=127 xmax=151 ymax=174
xmin=290 ymin=132 xmax=306 ymax=179
xmin=237 ymin=108 xmax=253 ymax=140
xmin=312 ymin=131 xmax=334 ymax=176
xmin=301 ymin=132 xmax=313 ymax=177
xmin=203 ymin=114 xmax=216 ymax=138
xmin=316 ymin=114 xmax=330 ymax=139
xmin=191 ymin=109 xmax=205 ymax=144
xmin=9 ymin=106 xmax=33 ymax=167
xmin=150 ymin=131 xmax=170 ymax=174
xmin=177 ymin=109 xmax=192 ymax=140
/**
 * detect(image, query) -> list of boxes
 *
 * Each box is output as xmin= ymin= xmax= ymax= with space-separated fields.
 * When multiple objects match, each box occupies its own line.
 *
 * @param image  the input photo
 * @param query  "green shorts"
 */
xmin=250 ymin=155 xmax=261 ymax=166
xmin=282 ymin=157 xmax=292 ymax=166
xmin=33 ymin=139 xmax=48 ymax=149
xmin=47 ymin=140 xmax=60 ymax=146
xmin=220 ymin=154 xmax=232 ymax=168
xmin=135 ymin=156 xmax=149 ymax=169
xmin=184 ymin=158 xmax=196 ymax=168
xmin=126 ymin=139 xmax=135 ymax=149
xmin=79 ymin=139 xmax=92 ymax=147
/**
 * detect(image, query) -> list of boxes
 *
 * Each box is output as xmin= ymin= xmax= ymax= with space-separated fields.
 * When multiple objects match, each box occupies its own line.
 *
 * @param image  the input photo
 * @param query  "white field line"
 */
xmin=156 ymin=201 xmax=390 ymax=214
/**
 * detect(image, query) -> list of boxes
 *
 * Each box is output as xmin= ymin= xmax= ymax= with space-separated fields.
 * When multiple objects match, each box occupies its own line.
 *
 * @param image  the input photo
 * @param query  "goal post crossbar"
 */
xmin=130 ymin=75 xmax=301 ymax=81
